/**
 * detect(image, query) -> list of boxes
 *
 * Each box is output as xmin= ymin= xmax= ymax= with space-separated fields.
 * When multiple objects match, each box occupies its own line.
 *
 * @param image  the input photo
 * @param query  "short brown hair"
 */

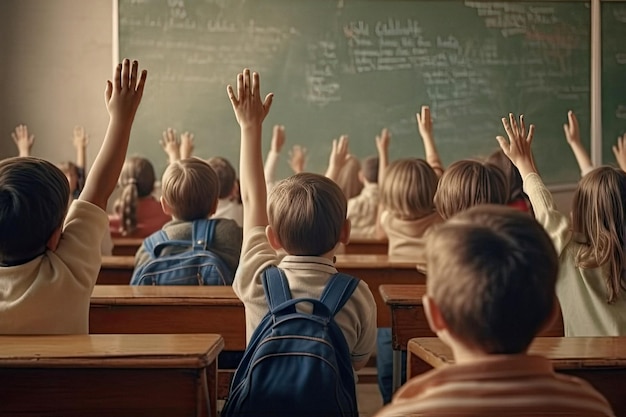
xmin=485 ymin=149 xmax=526 ymax=204
xmin=427 ymin=205 xmax=558 ymax=354
xmin=161 ymin=158 xmax=219 ymax=221
xmin=0 ymin=157 xmax=70 ymax=265
xmin=207 ymin=157 xmax=236 ymax=199
xmin=268 ymin=173 xmax=347 ymax=255
xmin=381 ymin=158 xmax=438 ymax=220
xmin=434 ymin=159 xmax=508 ymax=220
xmin=361 ymin=156 xmax=379 ymax=184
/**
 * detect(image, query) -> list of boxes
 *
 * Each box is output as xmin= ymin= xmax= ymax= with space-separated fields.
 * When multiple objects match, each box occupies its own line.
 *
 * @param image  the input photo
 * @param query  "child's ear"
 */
xmin=339 ymin=218 xmax=351 ymax=245
xmin=46 ymin=226 xmax=63 ymax=252
xmin=423 ymin=294 xmax=448 ymax=334
xmin=209 ymin=197 xmax=218 ymax=216
xmin=160 ymin=196 xmax=173 ymax=216
xmin=265 ymin=225 xmax=283 ymax=250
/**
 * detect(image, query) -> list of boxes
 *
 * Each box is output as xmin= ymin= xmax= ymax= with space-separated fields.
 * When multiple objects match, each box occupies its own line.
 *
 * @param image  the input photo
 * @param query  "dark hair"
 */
xmin=113 ymin=157 xmax=156 ymax=236
xmin=485 ymin=149 xmax=527 ymax=204
xmin=427 ymin=205 xmax=558 ymax=354
xmin=207 ymin=157 xmax=236 ymax=200
xmin=0 ymin=157 xmax=70 ymax=265
xmin=361 ymin=156 xmax=379 ymax=184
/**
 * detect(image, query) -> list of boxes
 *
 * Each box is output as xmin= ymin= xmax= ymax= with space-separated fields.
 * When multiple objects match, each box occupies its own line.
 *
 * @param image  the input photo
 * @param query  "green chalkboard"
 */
xmin=602 ymin=1 xmax=626 ymax=164
xmin=118 ymin=0 xmax=591 ymax=184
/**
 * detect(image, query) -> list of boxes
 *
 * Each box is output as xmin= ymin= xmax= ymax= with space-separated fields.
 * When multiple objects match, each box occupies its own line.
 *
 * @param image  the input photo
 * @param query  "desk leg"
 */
xmin=392 ymin=349 xmax=402 ymax=393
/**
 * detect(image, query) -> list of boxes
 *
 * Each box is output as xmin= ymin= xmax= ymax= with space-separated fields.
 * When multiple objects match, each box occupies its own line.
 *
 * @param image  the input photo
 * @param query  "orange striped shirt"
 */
xmin=374 ymin=355 xmax=614 ymax=417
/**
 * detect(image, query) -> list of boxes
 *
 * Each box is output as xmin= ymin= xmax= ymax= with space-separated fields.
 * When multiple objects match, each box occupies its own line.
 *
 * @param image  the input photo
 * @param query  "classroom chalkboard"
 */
xmin=602 ymin=1 xmax=626 ymax=164
xmin=118 ymin=0 xmax=591 ymax=184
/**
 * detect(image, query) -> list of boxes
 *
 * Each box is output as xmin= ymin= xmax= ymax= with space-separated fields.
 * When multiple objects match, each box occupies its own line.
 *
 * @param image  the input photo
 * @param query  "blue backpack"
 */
xmin=130 ymin=219 xmax=233 ymax=286
xmin=221 ymin=266 xmax=360 ymax=417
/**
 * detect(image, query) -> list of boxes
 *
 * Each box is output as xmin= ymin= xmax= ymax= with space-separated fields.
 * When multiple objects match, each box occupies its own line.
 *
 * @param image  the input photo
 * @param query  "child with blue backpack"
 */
xmin=132 ymin=157 xmax=242 ymax=285
xmin=222 ymin=69 xmax=377 ymax=417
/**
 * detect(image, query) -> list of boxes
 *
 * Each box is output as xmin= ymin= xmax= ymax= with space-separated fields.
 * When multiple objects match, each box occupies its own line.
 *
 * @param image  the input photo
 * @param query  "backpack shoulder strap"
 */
xmin=319 ymin=273 xmax=360 ymax=317
xmin=192 ymin=219 xmax=217 ymax=250
xmin=261 ymin=266 xmax=293 ymax=312
xmin=144 ymin=230 xmax=171 ymax=259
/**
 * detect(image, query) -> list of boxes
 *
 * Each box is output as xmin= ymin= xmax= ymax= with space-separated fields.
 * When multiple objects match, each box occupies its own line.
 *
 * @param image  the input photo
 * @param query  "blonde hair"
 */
xmin=161 ymin=158 xmax=219 ymax=221
xmin=572 ymin=166 xmax=626 ymax=303
xmin=434 ymin=159 xmax=508 ymax=220
xmin=268 ymin=173 xmax=347 ymax=256
xmin=114 ymin=157 xmax=156 ymax=236
xmin=381 ymin=158 xmax=438 ymax=220
xmin=427 ymin=205 xmax=558 ymax=354
xmin=336 ymin=155 xmax=363 ymax=200
xmin=206 ymin=156 xmax=236 ymax=199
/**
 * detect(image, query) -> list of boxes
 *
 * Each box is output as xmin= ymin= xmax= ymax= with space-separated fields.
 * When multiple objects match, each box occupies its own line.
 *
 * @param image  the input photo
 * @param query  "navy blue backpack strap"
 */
xmin=192 ymin=219 xmax=216 ymax=250
xmin=319 ymin=273 xmax=360 ymax=316
xmin=261 ymin=266 xmax=293 ymax=312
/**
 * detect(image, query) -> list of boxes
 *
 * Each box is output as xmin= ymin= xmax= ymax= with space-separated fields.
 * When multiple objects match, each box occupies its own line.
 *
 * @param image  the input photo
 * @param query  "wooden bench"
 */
xmin=408 ymin=337 xmax=626 ymax=416
xmin=379 ymin=284 xmax=565 ymax=393
xmin=98 ymin=255 xmax=425 ymax=327
xmin=343 ymin=237 xmax=388 ymax=255
xmin=111 ymin=237 xmax=143 ymax=256
xmin=0 ymin=333 xmax=223 ymax=417
xmin=90 ymin=285 xmax=245 ymax=400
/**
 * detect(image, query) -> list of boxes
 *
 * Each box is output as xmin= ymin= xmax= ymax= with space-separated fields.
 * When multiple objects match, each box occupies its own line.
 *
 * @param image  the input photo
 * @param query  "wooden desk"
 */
xmin=408 ymin=337 xmax=626 ymax=416
xmin=112 ymin=237 xmax=143 ymax=256
xmin=343 ymin=237 xmax=388 ymax=255
xmin=0 ymin=334 xmax=223 ymax=417
xmin=99 ymin=254 xmax=425 ymax=327
xmin=90 ymin=285 xmax=245 ymax=400
xmin=336 ymin=255 xmax=425 ymax=327
xmin=380 ymin=284 xmax=565 ymax=393
xmin=99 ymin=255 xmax=135 ymax=285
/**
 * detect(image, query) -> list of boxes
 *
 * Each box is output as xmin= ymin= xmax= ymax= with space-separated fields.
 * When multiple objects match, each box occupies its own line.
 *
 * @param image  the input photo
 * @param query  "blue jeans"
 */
xmin=376 ymin=327 xmax=407 ymax=404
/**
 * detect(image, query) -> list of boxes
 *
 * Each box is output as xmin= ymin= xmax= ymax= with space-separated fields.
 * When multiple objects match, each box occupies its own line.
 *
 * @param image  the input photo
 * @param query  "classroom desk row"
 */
xmin=408 ymin=337 xmax=626 ymax=417
xmin=112 ymin=236 xmax=389 ymax=256
xmin=99 ymin=254 xmax=426 ymax=328
xmin=0 ymin=333 xmax=223 ymax=417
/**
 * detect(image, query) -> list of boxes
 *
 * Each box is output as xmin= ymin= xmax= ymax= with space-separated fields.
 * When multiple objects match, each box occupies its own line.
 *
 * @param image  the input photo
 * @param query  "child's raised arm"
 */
xmin=80 ymin=59 xmax=147 ymax=210
xmin=563 ymin=110 xmax=593 ymax=176
xmin=416 ymin=105 xmax=443 ymax=175
xmin=160 ymin=128 xmax=181 ymax=164
xmin=375 ymin=128 xmax=391 ymax=239
xmin=496 ymin=113 xmax=536 ymax=179
xmin=264 ymin=124 xmax=285 ymax=185
xmin=227 ymin=69 xmax=273 ymax=233
xmin=288 ymin=145 xmax=307 ymax=174
xmin=612 ymin=134 xmax=626 ymax=172
xmin=72 ymin=125 xmax=88 ymax=169
xmin=324 ymin=135 xmax=350 ymax=181
xmin=180 ymin=131 xmax=195 ymax=159
xmin=11 ymin=124 xmax=35 ymax=157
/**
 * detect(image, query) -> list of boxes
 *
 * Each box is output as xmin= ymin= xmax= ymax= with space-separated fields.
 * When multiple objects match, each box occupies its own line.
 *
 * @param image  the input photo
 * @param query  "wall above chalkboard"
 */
xmin=118 ymin=0 xmax=593 ymax=184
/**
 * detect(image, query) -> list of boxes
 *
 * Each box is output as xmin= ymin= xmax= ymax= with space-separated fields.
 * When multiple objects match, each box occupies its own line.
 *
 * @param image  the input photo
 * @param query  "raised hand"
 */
xmin=160 ymin=128 xmax=180 ymax=163
xmin=271 ymin=125 xmax=286 ymax=153
xmin=73 ymin=125 xmax=89 ymax=150
xmin=375 ymin=128 xmax=391 ymax=157
xmin=11 ymin=124 xmax=35 ymax=157
xmin=104 ymin=59 xmax=147 ymax=123
xmin=563 ymin=110 xmax=581 ymax=145
xmin=416 ymin=105 xmax=433 ymax=141
xmin=227 ymin=68 xmax=273 ymax=129
xmin=180 ymin=131 xmax=195 ymax=159
xmin=288 ymin=145 xmax=307 ymax=174
xmin=612 ymin=134 xmax=626 ymax=172
xmin=496 ymin=113 xmax=536 ymax=178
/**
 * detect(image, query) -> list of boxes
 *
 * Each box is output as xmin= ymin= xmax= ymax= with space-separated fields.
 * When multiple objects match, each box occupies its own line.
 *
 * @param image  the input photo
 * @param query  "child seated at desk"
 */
xmin=375 ymin=204 xmax=614 ymax=417
xmin=0 ymin=59 xmax=146 ymax=334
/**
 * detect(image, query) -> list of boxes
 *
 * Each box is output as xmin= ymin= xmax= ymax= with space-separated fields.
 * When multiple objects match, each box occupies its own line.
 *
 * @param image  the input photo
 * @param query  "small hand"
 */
xmin=612 ymin=133 xmax=626 ymax=172
xmin=271 ymin=125 xmax=286 ymax=153
xmin=180 ymin=131 xmax=195 ymax=159
xmin=226 ymin=69 xmax=273 ymax=129
xmin=416 ymin=105 xmax=433 ymax=140
xmin=72 ymin=125 xmax=89 ymax=149
xmin=11 ymin=124 xmax=35 ymax=157
xmin=563 ymin=110 xmax=581 ymax=145
xmin=159 ymin=128 xmax=180 ymax=161
xmin=288 ymin=145 xmax=307 ymax=174
xmin=104 ymin=59 xmax=147 ymax=123
xmin=375 ymin=128 xmax=391 ymax=155
xmin=329 ymin=134 xmax=350 ymax=170
xmin=496 ymin=113 xmax=536 ymax=177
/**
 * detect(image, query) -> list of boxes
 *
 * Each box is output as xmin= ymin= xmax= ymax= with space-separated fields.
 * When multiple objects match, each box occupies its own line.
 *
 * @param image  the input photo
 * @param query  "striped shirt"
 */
xmin=374 ymin=354 xmax=614 ymax=417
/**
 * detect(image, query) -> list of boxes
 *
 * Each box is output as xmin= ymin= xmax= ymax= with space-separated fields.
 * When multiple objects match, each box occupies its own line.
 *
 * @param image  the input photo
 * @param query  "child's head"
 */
xmin=114 ymin=156 xmax=156 ymax=236
xmin=359 ymin=156 xmax=379 ymax=185
xmin=0 ymin=157 xmax=70 ymax=265
xmin=57 ymin=161 xmax=80 ymax=195
xmin=434 ymin=159 xmax=508 ymax=220
xmin=161 ymin=158 xmax=219 ymax=221
xmin=485 ymin=149 xmax=525 ymax=204
xmin=381 ymin=158 xmax=438 ymax=220
xmin=206 ymin=156 xmax=236 ymax=200
xmin=336 ymin=155 xmax=364 ymax=200
xmin=425 ymin=205 xmax=558 ymax=354
xmin=572 ymin=166 xmax=626 ymax=303
xmin=268 ymin=173 xmax=349 ymax=256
